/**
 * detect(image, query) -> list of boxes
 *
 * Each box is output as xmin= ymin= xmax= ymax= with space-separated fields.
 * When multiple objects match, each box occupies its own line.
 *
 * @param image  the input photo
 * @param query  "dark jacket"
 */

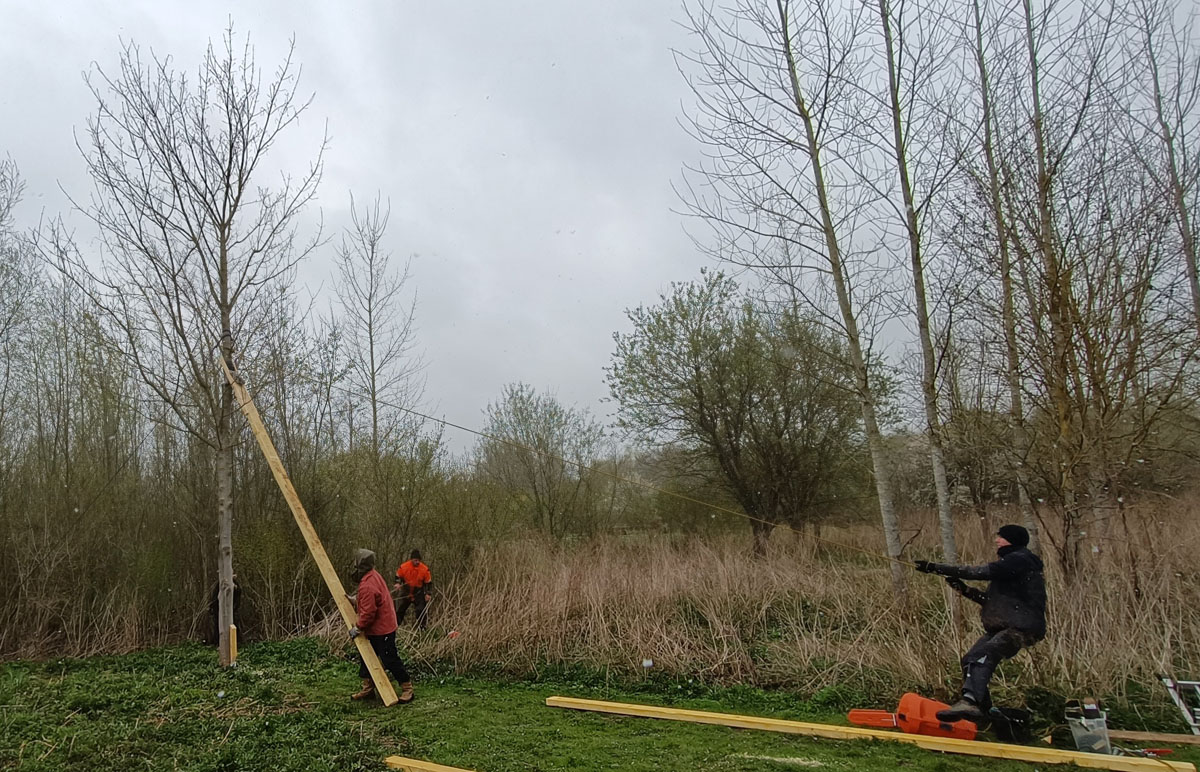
xmin=941 ymin=546 xmax=1046 ymax=639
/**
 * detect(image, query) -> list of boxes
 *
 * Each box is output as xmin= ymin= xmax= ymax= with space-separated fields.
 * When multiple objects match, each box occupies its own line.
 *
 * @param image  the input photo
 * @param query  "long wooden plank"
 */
xmin=385 ymin=757 xmax=476 ymax=771
xmin=546 ymin=696 xmax=1196 ymax=772
xmin=220 ymin=357 xmax=398 ymax=706
xmin=1109 ymin=730 xmax=1200 ymax=747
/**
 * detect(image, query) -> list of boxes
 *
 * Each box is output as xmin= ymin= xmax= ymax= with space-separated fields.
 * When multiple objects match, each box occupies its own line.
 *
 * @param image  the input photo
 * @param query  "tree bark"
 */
xmin=874 ymin=0 xmax=959 ymax=572
xmin=777 ymin=0 xmax=908 ymax=602
xmin=217 ymin=337 xmax=235 ymax=666
xmin=972 ymin=0 xmax=1041 ymax=551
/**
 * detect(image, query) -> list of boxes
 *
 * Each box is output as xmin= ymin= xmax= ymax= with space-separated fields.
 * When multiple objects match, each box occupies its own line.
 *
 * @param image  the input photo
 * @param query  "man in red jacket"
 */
xmin=347 ymin=548 xmax=414 ymax=703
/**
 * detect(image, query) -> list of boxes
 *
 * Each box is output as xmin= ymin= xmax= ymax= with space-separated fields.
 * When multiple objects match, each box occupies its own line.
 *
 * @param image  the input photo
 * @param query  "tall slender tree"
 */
xmin=52 ymin=27 xmax=324 ymax=664
xmin=679 ymin=0 xmax=909 ymax=598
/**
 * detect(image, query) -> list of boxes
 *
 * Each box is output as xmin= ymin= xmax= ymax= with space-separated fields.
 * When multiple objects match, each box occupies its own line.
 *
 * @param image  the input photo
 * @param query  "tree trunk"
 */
xmin=972 ymin=0 xmax=1041 ymax=552
xmin=1023 ymin=0 xmax=1079 ymax=573
xmin=216 ymin=366 xmax=235 ymax=667
xmin=752 ymin=519 xmax=773 ymax=558
xmin=776 ymin=0 xmax=908 ymax=602
xmin=874 ymin=0 xmax=959 ymax=574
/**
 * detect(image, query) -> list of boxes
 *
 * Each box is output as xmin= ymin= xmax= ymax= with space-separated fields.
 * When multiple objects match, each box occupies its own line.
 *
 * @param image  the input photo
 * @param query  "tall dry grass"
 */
xmin=384 ymin=502 xmax=1200 ymax=708
xmin=7 ymin=496 xmax=1199 ymax=715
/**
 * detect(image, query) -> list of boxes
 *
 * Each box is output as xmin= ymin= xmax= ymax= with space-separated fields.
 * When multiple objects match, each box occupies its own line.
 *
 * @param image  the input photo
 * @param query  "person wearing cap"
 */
xmin=347 ymin=548 xmax=414 ymax=703
xmin=393 ymin=549 xmax=433 ymax=630
xmin=915 ymin=524 xmax=1046 ymax=722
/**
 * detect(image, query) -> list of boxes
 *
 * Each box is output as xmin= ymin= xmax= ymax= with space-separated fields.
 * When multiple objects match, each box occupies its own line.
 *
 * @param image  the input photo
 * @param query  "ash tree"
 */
xmin=50 ymin=28 xmax=325 ymax=665
xmin=607 ymin=271 xmax=864 ymax=555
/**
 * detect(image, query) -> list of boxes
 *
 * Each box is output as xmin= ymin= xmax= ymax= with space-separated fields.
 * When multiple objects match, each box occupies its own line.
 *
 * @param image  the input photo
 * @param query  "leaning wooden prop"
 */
xmin=218 ymin=356 xmax=399 ymax=706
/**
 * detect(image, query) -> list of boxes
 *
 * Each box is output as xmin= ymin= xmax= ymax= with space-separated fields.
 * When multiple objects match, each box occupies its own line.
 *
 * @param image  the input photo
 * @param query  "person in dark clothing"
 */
xmin=915 ymin=524 xmax=1046 ymax=723
xmin=393 ymin=549 xmax=433 ymax=630
xmin=347 ymin=548 xmax=414 ymax=703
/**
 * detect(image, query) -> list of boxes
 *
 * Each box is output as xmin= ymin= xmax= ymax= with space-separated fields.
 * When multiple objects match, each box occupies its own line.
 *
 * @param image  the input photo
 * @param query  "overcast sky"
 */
xmin=0 ymin=1 xmax=711 ymax=452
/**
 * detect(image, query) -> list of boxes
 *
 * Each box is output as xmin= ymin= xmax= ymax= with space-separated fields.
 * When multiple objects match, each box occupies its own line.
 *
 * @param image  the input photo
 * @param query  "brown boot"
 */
xmin=398 ymin=681 xmax=414 ymax=704
xmin=351 ymin=678 xmax=375 ymax=701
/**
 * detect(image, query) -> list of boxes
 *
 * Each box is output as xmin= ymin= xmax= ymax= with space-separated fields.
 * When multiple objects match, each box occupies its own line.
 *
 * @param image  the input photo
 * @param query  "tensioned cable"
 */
xmin=306 ymin=383 xmax=918 ymax=570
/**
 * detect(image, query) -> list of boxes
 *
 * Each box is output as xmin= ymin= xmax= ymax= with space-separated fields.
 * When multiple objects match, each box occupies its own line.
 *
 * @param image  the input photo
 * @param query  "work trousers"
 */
xmin=358 ymin=631 xmax=411 ymax=685
xmin=961 ymin=628 xmax=1038 ymax=709
xmin=397 ymin=592 xmax=428 ymax=629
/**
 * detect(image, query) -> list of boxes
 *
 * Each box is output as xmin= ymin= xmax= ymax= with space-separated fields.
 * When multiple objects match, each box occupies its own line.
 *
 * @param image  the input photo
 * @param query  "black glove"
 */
xmin=914 ymin=559 xmax=940 ymax=574
xmin=945 ymin=577 xmax=968 ymax=592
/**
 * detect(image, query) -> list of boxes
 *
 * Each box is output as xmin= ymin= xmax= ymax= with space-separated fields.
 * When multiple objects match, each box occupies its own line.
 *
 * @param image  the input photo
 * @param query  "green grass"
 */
xmin=1 ymin=638 xmax=1197 ymax=771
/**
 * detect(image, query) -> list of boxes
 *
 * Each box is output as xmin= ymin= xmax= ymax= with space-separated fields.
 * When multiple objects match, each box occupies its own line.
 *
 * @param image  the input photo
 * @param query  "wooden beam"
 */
xmin=1109 ymin=730 xmax=1200 ymax=747
xmin=219 ymin=357 xmax=398 ymax=706
xmin=385 ymin=757 xmax=476 ymax=771
xmin=546 ymin=697 xmax=1196 ymax=772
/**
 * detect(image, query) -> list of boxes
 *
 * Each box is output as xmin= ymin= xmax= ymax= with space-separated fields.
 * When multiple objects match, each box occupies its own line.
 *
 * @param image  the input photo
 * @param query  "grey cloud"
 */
xmin=1 ymin=0 xmax=709 ymax=453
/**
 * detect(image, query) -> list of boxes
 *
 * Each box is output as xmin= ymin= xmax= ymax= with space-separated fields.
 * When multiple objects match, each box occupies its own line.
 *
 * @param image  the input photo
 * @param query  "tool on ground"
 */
xmin=987 ymin=706 xmax=1034 ymax=743
xmin=1114 ymin=748 xmax=1175 ymax=759
xmin=848 ymin=693 xmax=978 ymax=740
xmin=1066 ymin=697 xmax=1111 ymax=754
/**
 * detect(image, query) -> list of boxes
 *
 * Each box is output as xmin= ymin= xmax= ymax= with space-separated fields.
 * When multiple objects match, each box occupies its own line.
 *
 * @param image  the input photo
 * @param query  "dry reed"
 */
xmin=6 ymin=500 xmax=1199 ymax=713
xmin=384 ymin=503 xmax=1200 ymax=707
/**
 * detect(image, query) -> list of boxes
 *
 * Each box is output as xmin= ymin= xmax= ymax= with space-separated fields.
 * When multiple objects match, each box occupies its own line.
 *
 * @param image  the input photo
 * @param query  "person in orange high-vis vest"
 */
xmin=394 ymin=549 xmax=432 ymax=630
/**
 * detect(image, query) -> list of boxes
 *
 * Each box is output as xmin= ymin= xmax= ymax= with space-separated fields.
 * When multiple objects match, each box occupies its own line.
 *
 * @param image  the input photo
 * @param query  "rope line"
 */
xmin=325 ymin=386 xmax=917 ymax=569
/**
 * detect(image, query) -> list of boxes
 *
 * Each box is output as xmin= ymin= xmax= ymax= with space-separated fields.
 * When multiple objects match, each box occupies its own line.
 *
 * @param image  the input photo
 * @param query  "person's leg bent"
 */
xmin=963 ymin=629 xmax=1027 ymax=710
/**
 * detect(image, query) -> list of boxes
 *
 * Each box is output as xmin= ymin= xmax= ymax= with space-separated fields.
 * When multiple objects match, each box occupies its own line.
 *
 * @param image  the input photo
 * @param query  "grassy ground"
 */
xmin=2 ymin=638 xmax=1197 ymax=772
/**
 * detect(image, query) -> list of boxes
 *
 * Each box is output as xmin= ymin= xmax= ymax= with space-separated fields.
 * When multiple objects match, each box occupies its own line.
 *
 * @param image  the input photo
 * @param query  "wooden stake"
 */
xmin=219 ymin=357 xmax=398 ymax=706
xmin=229 ymin=624 xmax=238 ymax=664
xmin=385 ymin=757 xmax=476 ymax=771
xmin=546 ymin=697 xmax=1196 ymax=772
xmin=1108 ymin=730 xmax=1200 ymax=747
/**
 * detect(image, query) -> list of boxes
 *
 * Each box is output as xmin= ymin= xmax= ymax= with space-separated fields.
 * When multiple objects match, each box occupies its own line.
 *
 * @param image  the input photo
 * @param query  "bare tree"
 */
xmin=0 ymin=160 xmax=37 ymax=455
xmin=334 ymin=193 xmax=423 ymax=457
xmin=50 ymin=27 xmax=324 ymax=664
xmin=871 ymin=0 xmax=962 ymax=574
xmin=678 ymin=0 xmax=909 ymax=598
xmin=965 ymin=0 xmax=1042 ymax=549
xmin=1124 ymin=0 xmax=1200 ymax=336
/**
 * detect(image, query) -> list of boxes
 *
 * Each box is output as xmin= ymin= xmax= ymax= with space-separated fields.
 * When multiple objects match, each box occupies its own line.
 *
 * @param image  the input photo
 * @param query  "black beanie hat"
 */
xmin=997 ymin=524 xmax=1029 ymax=548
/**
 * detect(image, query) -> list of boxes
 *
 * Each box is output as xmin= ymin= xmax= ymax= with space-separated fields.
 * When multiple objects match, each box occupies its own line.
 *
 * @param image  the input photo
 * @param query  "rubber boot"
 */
xmin=398 ymin=681 xmax=415 ymax=704
xmin=962 ymin=658 xmax=997 ymax=712
xmin=351 ymin=678 xmax=375 ymax=701
xmin=937 ymin=698 xmax=986 ymax=723
xmin=937 ymin=658 xmax=995 ymax=723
